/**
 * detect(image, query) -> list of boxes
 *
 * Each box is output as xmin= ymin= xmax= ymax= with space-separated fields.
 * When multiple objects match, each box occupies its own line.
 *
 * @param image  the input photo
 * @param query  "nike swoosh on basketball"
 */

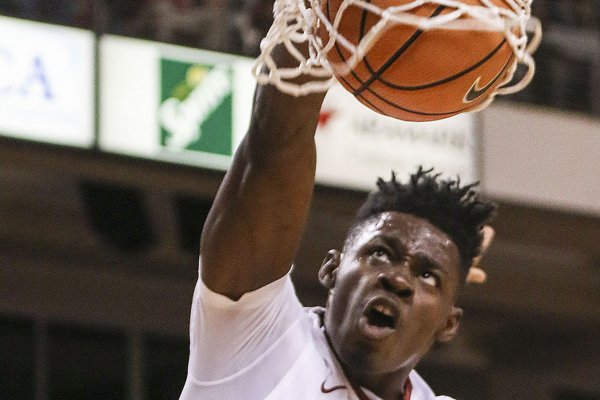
xmin=463 ymin=68 xmax=506 ymax=103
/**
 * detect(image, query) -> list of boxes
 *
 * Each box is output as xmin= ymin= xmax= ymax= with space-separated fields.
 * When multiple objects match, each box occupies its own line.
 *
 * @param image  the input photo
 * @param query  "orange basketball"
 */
xmin=318 ymin=0 xmax=517 ymax=121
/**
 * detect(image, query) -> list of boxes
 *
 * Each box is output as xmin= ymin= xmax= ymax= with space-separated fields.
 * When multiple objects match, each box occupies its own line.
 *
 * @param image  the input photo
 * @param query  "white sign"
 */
xmin=315 ymin=84 xmax=478 ymax=191
xmin=0 ymin=16 xmax=94 ymax=147
xmin=99 ymin=35 xmax=255 ymax=171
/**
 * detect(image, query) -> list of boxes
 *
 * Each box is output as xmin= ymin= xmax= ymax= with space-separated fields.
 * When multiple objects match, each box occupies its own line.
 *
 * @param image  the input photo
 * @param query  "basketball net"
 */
xmin=253 ymin=0 xmax=542 ymax=108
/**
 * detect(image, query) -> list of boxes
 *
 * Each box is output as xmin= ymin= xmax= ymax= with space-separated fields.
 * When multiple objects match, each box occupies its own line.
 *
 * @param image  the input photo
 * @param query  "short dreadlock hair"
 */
xmin=346 ymin=167 xmax=496 ymax=275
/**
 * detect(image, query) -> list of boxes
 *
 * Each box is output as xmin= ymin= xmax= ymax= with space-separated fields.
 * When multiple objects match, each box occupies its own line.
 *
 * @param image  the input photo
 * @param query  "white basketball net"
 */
xmin=253 ymin=0 xmax=542 ymax=100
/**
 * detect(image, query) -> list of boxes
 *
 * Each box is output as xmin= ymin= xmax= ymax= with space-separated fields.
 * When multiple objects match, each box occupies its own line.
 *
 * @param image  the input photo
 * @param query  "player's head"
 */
xmin=318 ymin=167 xmax=496 ymax=379
xmin=348 ymin=166 xmax=496 ymax=275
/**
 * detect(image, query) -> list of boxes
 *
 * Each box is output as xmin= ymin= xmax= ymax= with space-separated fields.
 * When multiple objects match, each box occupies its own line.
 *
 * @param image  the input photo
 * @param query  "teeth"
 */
xmin=374 ymin=304 xmax=393 ymax=317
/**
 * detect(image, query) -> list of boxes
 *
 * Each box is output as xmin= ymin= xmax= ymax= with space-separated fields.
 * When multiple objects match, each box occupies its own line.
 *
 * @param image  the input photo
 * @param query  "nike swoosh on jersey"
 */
xmin=320 ymin=380 xmax=346 ymax=394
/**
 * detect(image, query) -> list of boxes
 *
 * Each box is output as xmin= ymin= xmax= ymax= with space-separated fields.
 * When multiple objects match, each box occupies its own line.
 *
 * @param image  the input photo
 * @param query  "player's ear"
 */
xmin=318 ymin=249 xmax=341 ymax=289
xmin=435 ymin=306 xmax=463 ymax=343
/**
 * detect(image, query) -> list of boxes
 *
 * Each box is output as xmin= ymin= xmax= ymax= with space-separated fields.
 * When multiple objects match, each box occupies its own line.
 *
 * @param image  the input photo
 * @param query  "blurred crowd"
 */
xmin=0 ymin=0 xmax=274 ymax=57
xmin=1 ymin=0 xmax=598 ymax=57
xmin=518 ymin=0 xmax=600 ymax=114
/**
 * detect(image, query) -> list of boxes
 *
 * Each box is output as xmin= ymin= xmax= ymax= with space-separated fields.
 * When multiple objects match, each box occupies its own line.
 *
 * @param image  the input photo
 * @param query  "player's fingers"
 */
xmin=480 ymin=225 xmax=495 ymax=255
xmin=466 ymin=226 xmax=495 ymax=284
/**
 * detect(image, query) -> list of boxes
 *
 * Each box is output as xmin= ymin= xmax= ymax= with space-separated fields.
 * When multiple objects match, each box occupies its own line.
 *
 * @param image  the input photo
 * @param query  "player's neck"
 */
xmin=344 ymin=365 xmax=412 ymax=400
xmin=321 ymin=322 xmax=412 ymax=400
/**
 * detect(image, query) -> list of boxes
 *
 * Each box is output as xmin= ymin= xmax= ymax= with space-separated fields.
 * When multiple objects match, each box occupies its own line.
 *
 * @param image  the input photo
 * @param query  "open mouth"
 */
xmin=366 ymin=304 xmax=396 ymax=328
xmin=358 ymin=298 xmax=399 ymax=340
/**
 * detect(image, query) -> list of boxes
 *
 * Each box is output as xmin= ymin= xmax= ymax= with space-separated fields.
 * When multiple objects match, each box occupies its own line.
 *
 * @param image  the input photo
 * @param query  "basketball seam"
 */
xmin=327 ymin=1 xmax=442 ymax=113
xmin=353 ymin=4 xmax=447 ymax=95
xmin=362 ymin=54 xmax=515 ymax=117
xmin=327 ymin=0 xmax=388 ymax=115
xmin=325 ymin=0 xmax=511 ymax=119
xmin=364 ymin=38 xmax=509 ymax=91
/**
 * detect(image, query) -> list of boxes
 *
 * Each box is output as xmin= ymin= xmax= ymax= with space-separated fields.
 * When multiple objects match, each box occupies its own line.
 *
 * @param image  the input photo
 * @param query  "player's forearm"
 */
xmin=246 ymin=85 xmax=324 ymax=164
xmin=247 ymin=39 xmax=327 ymax=162
xmin=200 ymin=138 xmax=316 ymax=297
xmin=200 ymin=76 xmax=325 ymax=300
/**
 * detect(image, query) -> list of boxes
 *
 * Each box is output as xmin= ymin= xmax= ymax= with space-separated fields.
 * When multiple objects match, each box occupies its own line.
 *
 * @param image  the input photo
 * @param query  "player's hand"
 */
xmin=466 ymin=225 xmax=495 ymax=284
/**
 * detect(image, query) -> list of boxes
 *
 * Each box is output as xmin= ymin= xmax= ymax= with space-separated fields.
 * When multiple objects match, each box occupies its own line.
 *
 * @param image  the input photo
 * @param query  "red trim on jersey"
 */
xmin=403 ymin=378 xmax=413 ymax=400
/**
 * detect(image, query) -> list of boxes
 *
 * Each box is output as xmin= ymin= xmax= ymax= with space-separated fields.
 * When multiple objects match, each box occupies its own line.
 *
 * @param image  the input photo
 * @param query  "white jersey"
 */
xmin=180 ymin=262 xmax=455 ymax=400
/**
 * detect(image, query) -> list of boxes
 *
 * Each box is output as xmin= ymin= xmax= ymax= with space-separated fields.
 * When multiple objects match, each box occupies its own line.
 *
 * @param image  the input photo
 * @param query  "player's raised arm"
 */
xmin=199 ymin=45 xmax=327 ymax=300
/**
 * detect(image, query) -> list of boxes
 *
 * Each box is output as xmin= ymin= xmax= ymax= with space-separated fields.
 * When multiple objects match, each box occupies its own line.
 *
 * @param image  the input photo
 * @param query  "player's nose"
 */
xmin=377 ymin=269 xmax=413 ymax=299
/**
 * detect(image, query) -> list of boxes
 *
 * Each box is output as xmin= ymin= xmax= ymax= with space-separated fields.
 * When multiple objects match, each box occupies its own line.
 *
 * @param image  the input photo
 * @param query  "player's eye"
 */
xmin=370 ymin=247 xmax=391 ymax=263
xmin=419 ymin=270 xmax=439 ymax=287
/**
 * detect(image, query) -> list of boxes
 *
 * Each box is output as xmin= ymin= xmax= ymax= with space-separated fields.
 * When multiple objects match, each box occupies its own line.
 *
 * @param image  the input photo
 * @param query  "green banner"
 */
xmin=159 ymin=59 xmax=233 ymax=156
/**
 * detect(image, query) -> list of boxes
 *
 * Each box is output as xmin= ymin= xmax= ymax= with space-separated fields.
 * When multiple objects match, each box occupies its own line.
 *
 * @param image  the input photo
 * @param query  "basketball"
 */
xmin=317 ymin=0 xmax=518 ymax=121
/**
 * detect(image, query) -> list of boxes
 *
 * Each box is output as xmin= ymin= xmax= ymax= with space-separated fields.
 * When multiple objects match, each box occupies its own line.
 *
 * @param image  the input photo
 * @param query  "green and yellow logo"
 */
xmin=159 ymin=59 xmax=233 ymax=156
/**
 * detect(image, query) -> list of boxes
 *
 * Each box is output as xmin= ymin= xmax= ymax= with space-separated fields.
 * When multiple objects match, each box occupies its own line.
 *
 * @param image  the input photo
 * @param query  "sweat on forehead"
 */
xmin=343 ymin=212 xmax=454 ymax=252
xmin=347 ymin=168 xmax=497 ymax=272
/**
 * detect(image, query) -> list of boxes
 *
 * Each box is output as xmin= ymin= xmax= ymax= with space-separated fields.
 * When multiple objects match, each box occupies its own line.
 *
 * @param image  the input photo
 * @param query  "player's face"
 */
xmin=321 ymin=211 xmax=463 ymax=377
